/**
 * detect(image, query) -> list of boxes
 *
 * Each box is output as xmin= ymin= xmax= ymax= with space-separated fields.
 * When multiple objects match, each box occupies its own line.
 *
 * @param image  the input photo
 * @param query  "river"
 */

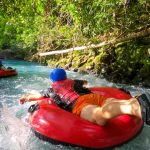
xmin=0 ymin=60 xmax=150 ymax=150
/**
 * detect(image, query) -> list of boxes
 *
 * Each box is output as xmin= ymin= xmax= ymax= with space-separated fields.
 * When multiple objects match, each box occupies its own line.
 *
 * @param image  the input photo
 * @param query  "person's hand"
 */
xmin=19 ymin=98 xmax=27 ymax=105
xmin=19 ymin=94 xmax=30 ymax=105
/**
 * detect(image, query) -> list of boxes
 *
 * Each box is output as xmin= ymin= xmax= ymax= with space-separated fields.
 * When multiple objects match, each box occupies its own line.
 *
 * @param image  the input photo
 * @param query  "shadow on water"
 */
xmin=0 ymin=60 xmax=150 ymax=150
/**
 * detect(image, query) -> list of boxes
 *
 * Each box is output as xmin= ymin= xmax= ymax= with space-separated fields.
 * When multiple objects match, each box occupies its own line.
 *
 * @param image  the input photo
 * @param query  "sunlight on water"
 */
xmin=0 ymin=60 xmax=150 ymax=150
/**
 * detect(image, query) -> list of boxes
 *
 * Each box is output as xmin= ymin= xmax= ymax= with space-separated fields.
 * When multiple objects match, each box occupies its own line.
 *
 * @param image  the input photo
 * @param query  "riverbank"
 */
xmin=0 ymin=49 xmax=26 ymax=60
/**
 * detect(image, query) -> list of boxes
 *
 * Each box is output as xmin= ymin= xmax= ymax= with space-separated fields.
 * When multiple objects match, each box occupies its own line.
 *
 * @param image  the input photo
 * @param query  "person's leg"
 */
xmin=80 ymin=98 xmax=142 ymax=126
xmin=80 ymin=104 xmax=108 ymax=125
xmin=102 ymin=97 xmax=132 ymax=106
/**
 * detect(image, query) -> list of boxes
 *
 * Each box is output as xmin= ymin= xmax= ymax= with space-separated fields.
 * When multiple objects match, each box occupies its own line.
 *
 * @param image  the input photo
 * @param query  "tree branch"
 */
xmin=39 ymin=28 xmax=150 ymax=56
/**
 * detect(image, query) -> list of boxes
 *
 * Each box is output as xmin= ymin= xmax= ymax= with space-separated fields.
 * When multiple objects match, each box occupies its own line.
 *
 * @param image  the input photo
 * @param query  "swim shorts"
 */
xmin=72 ymin=93 xmax=107 ymax=116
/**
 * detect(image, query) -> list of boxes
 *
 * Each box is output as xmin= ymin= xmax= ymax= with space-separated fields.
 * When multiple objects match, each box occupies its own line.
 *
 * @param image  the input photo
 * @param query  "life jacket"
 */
xmin=52 ymin=79 xmax=80 ymax=105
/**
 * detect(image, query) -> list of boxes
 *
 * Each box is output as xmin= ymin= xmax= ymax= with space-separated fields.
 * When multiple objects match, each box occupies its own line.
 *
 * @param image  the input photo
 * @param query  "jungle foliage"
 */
xmin=0 ymin=0 xmax=150 ymax=85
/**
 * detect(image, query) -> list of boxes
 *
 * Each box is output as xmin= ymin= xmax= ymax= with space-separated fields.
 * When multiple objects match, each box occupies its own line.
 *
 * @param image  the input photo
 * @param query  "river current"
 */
xmin=0 ymin=60 xmax=150 ymax=150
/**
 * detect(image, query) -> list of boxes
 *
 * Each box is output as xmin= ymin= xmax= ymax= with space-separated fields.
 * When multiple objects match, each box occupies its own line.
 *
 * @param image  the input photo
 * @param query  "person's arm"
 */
xmin=19 ymin=88 xmax=56 ymax=105
xmin=19 ymin=88 xmax=67 ymax=109
xmin=19 ymin=92 xmax=45 ymax=105
xmin=40 ymin=88 xmax=66 ymax=107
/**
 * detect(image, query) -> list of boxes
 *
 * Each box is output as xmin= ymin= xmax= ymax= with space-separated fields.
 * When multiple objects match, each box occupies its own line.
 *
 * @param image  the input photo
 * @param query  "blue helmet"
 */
xmin=0 ymin=60 xmax=2 ymax=65
xmin=50 ymin=68 xmax=67 ymax=82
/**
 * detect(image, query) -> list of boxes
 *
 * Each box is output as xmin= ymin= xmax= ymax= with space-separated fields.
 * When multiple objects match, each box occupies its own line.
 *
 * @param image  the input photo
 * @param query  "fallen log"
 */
xmin=39 ymin=28 xmax=150 ymax=56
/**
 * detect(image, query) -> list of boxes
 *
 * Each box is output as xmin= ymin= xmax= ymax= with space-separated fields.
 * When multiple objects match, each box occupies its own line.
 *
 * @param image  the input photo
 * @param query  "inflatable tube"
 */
xmin=0 ymin=69 xmax=17 ymax=77
xmin=28 ymin=87 xmax=143 ymax=149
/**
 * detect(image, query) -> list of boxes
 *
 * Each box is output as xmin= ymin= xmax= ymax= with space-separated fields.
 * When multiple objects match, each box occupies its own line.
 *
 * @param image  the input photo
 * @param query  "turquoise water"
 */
xmin=0 ymin=60 xmax=150 ymax=150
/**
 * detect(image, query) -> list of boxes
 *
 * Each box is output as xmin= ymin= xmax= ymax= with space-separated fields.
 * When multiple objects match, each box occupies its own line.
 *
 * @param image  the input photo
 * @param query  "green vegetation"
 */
xmin=0 ymin=0 xmax=150 ymax=86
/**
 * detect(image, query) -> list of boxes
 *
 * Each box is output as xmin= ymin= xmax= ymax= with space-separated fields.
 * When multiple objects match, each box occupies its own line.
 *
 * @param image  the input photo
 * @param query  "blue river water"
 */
xmin=0 ymin=60 xmax=150 ymax=150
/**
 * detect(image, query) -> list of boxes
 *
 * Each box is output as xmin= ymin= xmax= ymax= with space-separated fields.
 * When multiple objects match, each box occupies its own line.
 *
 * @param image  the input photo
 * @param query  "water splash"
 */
xmin=0 ymin=104 xmax=31 ymax=150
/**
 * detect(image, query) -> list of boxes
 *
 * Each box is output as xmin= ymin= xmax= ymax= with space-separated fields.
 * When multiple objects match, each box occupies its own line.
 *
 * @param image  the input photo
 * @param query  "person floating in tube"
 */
xmin=0 ymin=60 xmax=16 ymax=71
xmin=19 ymin=68 xmax=150 ymax=126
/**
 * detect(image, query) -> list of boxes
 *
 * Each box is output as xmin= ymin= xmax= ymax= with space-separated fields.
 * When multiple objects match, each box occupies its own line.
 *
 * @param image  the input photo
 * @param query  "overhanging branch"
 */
xmin=39 ymin=28 xmax=150 ymax=56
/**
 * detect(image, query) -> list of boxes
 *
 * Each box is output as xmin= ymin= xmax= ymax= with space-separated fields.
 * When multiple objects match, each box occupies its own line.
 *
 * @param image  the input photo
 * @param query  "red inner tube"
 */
xmin=0 ymin=69 xmax=17 ymax=77
xmin=28 ymin=87 xmax=143 ymax=149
